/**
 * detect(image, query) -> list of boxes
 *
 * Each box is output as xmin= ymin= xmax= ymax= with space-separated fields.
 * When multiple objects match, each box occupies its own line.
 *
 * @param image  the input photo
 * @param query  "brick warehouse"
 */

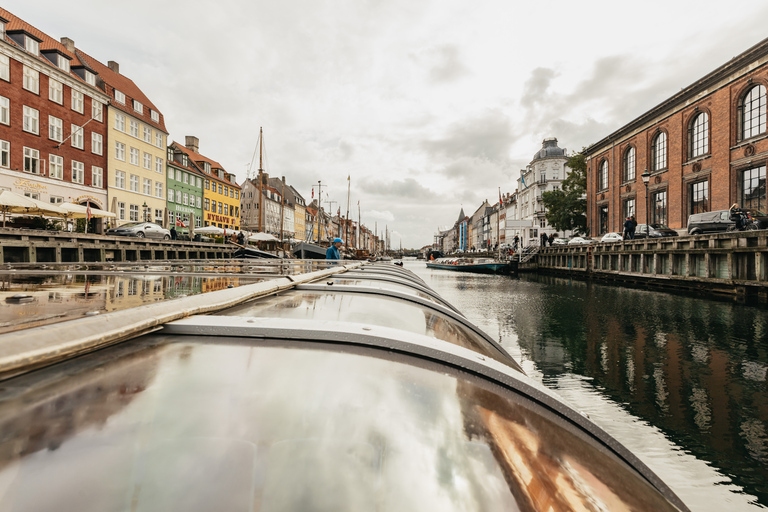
xmin=584 ymin=36 xmax=768 ymax=236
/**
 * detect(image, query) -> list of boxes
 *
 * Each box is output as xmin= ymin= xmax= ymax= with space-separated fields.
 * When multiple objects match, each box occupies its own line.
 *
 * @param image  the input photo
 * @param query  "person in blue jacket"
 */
xmin=326 ymin=238 xmax=343 ymax=260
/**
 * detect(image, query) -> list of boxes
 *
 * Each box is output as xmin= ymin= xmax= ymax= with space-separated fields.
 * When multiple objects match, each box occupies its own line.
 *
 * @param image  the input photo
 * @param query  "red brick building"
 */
xmin=0 ymin=9 xmax=110 ymax=210
xmin=585 ymin=37 xmax=768 ymax=235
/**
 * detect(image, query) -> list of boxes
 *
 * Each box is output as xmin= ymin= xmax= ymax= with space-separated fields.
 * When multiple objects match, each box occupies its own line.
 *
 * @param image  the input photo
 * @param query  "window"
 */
xmin=130 ymin=174 xmax=139 ymax=192
xmin=129 ymin=204 xmax=139 ymax=222
xmin=50 ymin=196 xmax=64 ymax=204
xmin=24 ymin=148 xmax=40 ymax=174
xmin=92 ymin=133 xmax=103 ymax=155
xmin=652 ymin=132 xmax=667 ymax=171
xmin=205 ymin=198 xmax=210 ymax=211
xmin=49 ymin=116 xmax=63 ymax=142
xmin=622 ymin=198 xmax=635 ymax=220
xmin=0 ymin=96 xmax=7 ymax=125
xmin=23 ymin=66 xmax=39 ymax=94
xmin=183 ymin=192 xmax=188 ymax=206
xmin=118 ymin=202 xmax=125 ymax=220
xmin=71 ymin=90 xmax=84 ymax=113
xmin=115 ymin=141 xmax=126 ymax=161
xmin=130 ymin=120 xmax=139 ymax=138
xmin=235 ymin=190 xmax=239 ymax=199
xmin=183 ymin=173 xmax=189 ymax=185
xmin=155 ymin=209 xmax=163 ymax=225
xmin=652 ymin=190 xmax=667 ymax=225
xmin=168 ymin=188 xmax=174 ymax=202
xmin=197 ymin=177 xmax=202 ymax=188
xmin=58 ymin=58 xmax=69 ymax=73
xmin=0 ymin=140 xmax=9 ymax=168
xmin=71 ymin=161 xmax=84 ymax=184
xmin=598 ymin=160 xmax=608 ymax=190
xmin=49 ymin=79 xmax=63 ymax=104
xmin=25 ymin=37 xmax=39 ymax=55
xmin=143 ymin=152 xmax=152 ymax=169
xmin=92 ymin=166 xmax=103 ymax=188
xmin=130 ymin=147 xmax=139 ymax=166
xmin=84 ymin=71 xmax=96 ymax=86
xmin=690 ymin=180 xmax=709 ymax=215
xmin=49 ymin=154 xmax=63 ymax=179
xmin=218 ymin=184 xmax=223 ymax=194
xmin=155 ymin=132 xmax=163 ymax=147
xmin=23 ymin=191 xmax=39 ymax=200
xmin=168 ymin=166 xmax=174 ymax=179
xmin=741 ymin=165 xmax=766 ymax=211
xmin=71 ymin=124 xmax=83 ymax=149
xmin=742 ymin=85 xmax=767 ymax=140
xmin=211 ymin=200 xmax=216 ymax=213
xmin=155 ymin=182 xmax=163 ymax=198
xmin=690 ymin=112 xmax=709 ymax=158
xmin=143 ymin=178 xmax=152 ymax=195
xmin=155 ymin=157 xmax=163 ymax=173
xmin=133 ymin=100 xmax=143 ymax=114
xmin=115 ymin=113 xmax=125 ymax=132
xmin=204 ymin=179 xmax=210 ymax=190
xmin=176 ymin=190 xmax=182 ymax=203
xmin=143 ymin=126 xmax=152 ymax=143
xmin=115 ymin=90 xmax=125 ymax=104
xmin=196 ymin=196 xmax=201 ymax=208
xmin=92 ymin=101 xmax=103 ymax=122
xmin=115 ymin=170 xmax=125 ymax=189
xmin=218 ymin=202 xmax=223 ymax=214
xmin=623 ymin=146 xmax=635 ymax=181
xmin=151 ymin=110 xmax=159 ymax=123
xmin=0 ymin=54 xmax=8 ymax=81
xmin=23 ymin=106 xmax=39 ymax=134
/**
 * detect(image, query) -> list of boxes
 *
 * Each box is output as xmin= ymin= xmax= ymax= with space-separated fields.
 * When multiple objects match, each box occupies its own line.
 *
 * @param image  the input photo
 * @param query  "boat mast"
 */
xmin=257 ymin=127 xmax=264 ymax=233
xmin=316 ymin=181 xmax=322 ymax=244
xmin=345 ymin=175 xmax=350 ymax=249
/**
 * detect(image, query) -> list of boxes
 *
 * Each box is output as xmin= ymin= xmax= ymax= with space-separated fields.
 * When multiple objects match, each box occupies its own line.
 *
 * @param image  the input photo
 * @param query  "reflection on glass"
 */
xmin=0 ymin=340 xmax=680 ymax=511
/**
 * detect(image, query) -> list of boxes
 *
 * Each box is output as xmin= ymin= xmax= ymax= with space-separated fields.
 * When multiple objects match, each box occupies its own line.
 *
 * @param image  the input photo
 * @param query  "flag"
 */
xmin=86 ymin=203 xmax=92 ymax=221
xmin=311 ymin=187 xmax=314 ymax=198
xmin=499 ymin=187 xmax=502 ymax=205
xmin=176 ymin=218 xmax=187 ymax=227
xmin=521 ymin=174 xmax=528 ymax=189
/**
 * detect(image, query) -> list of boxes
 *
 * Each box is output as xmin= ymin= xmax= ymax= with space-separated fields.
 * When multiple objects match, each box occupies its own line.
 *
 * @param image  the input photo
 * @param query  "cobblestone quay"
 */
xmin=537 ymin=231 xmax=768 ymax=301
xmin=0 ymin=228 xmax=237 ymax=264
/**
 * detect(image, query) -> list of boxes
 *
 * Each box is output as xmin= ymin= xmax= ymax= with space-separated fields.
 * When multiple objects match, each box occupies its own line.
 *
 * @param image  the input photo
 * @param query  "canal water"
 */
xmin=408 ymin=259 xmax=768 ymax=512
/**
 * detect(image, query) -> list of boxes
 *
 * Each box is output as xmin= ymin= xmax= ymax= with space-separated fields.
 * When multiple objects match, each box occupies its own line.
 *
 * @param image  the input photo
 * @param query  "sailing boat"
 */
xmin=292 ymin=184 xmax=327 ymax=259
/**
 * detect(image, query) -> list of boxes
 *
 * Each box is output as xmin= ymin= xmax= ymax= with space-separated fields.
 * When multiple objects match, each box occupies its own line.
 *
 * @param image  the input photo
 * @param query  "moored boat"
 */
xmin=291 ymin=241 xmax=327 ymax=259
xmin=427 ymin=257 xmax=515 ymax=274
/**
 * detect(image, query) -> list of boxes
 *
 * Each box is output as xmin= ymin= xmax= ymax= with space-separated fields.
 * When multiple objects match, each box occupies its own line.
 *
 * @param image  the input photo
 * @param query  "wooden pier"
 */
xmin=536 ymin=231 xmax=768 ymax=301
xmin=0 ymin=228 xmax=237 ymax=264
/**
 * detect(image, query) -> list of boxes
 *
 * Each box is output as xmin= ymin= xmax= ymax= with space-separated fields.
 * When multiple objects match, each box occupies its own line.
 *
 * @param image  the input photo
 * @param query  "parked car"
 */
xmin=551 ymin=238 xmax=569 ymax=246
xmin=106 ymin=222 xmax=171 ymax=240
xmin=568 ymin=237 xmax=594 ymax=245
xmin=634 ymin=224 xmax=679 ymax=239
xmin=687 ymin=209 xmax=768 ymax=234
xmin=601 ymin=232 xmax=624 ymax=243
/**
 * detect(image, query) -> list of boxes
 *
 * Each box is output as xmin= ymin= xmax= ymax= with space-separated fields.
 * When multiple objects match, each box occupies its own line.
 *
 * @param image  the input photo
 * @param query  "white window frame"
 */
xmin=25 ymin=37 xmax=39 ymax=56
xmin=92 ymin=101 xmax=103 ymax=122
xmin=133 ymin=100 xmax=143 ymax=114
xmin=176 ymin=190 xmax=182 ymax=203
xmin=129 ymin=120 xmax=139 ymax=138
xmin=91 ymin=132 xmax=103 ymax=155
xmin=115 ymin=141 xmax=125 ymax=161
xmin=49 ymin=154 xmax=63 ymax=179
xmin=143 ymin=152 xmax=152 ymax=169
xmin=23 ymin=66 xmax=39 ymax=94
xmin=71 ymin=89 xmax=84 ymax=114
xmin=129 ymin=204 xmax=139 ymax=222
xmin=115 ymin=170 xmax=125 ymax=189
xmin=92 ymin=166 xmax=103 ymax=188
xmin=71 ymin=124 xmax=83 ymax=149
xmin=155 ymin=182 xmax=163 ymax=198
xmin=129 ymin=147 xmax=140 ymax=166
xmin=155 ymin=156 xmax=163 ymax=174
xmin=143 ymin=177 xmax=152 ymax=195
xmin=183 ymin=192 xmax=188 ymax=206
xmin=115 ymin=90 xmax=125 ymax=104
xmin=118 ymin=201 xmax=125 ymax=220
xmin=49 ymin=79 xmax=63 ymax=104
xmin=71 ymin=160 xmax=84 ymax=184
xmin=115 ymin=113 xmax=125 ymax=132
xmin=0 ymin=54 xmax=9 ymax=82
xmin=155 ymin=132 xmax=163 ymax=148
xmin=143 ymin=126 xmax=152 ymax=143
xmin=130 ymin=174 xmax=139 ymax=192
xmin=168 ymin=188 xmax=174 ymax=202
xmin=84 ymin=71 xmax=96 ymax=86
xmin=151 ymin=110 xmax=159 ymax=123
xmin=49 ymin=116 xmax=63 ymax=142
xmin=23 ymin=106 xmax=39 ymax=134
xmin=0 ymin=140 xmax=9 ymax=168
xmin=23 ymin=147 xmax=40 ymax=174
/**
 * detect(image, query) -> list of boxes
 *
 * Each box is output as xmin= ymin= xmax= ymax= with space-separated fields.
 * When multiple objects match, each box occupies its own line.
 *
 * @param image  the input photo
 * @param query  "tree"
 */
xmin=541 ymin=151 xmax=588 ymax=235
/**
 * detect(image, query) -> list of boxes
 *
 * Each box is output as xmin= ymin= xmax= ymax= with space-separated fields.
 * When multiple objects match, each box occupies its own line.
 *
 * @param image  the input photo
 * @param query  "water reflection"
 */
xmin=0 ymin=272 xmax=265 ymax=333
xmin=411 ymin=261 xmax=768 ymax=510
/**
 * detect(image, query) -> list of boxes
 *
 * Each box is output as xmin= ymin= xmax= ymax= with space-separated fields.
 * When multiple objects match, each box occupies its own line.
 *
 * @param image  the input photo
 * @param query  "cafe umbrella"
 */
xmin=0 ymin=190 xmax=67 ymax=227
xmin=58 ymin=202 xmax=116 ymax=234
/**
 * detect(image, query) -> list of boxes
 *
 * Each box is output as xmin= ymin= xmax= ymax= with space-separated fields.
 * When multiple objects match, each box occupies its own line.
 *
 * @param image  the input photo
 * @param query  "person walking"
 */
xmin=170 ymin=226 xmax=177 ymax=240
xmin=623 ymin=217 xmax=633 ymax=240
xmin=630 ymin=216 xmax=637 ymax=239
xmin=326 ymin=237 xmax=343 ymax=260
xmin=513 ymin=235 xmax=519 ymax=251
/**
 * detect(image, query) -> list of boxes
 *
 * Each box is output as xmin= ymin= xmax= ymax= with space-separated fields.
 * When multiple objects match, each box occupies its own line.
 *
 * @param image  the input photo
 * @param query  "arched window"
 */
xmin=690 ymin=112 xmax=709 ymax=158
xmin=598 ymin=160 xmax=608 ymax=190
xmin=742 ymin=85 xmax=767 ymax=140
xmin=623 ymin=146 xmax=635 ymax=181
xmin=651 ymin=132 xmax=667 ymax=171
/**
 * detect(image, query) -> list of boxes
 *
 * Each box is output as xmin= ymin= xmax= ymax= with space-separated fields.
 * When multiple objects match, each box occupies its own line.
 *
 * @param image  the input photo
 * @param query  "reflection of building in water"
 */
xmin=0 ymin=274 xmax=108 ymax=334
xmin=0 ymin=343 xmax=159 ymax=471
xmin=201 ymin=276 xmax=242 ymax=293
xmin=104 ymin=275 xmax=204 ymax=311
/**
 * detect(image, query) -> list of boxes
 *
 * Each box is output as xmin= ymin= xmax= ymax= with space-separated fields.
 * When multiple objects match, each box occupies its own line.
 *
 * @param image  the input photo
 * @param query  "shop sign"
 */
xmin=206 ymin=213 xmax=232 ymax=224
xmin=13 ymin=178 xmax=47 ymax=192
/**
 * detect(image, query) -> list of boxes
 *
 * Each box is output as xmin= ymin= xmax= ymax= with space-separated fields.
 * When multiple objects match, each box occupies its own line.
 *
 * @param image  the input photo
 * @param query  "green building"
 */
xmin=166 ymin=141 xmax=205 ymax=237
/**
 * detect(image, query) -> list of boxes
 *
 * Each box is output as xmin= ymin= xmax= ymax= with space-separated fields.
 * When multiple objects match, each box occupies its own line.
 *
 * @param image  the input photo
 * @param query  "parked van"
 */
xmin=687 ymin=209 xmax=768 ymax=234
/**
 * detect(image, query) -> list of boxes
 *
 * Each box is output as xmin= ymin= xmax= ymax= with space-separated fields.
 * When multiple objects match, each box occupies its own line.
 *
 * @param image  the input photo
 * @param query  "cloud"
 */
xmin=520 ymin=67 xmax=557 ymax=108
xmin=359 ymin=177 xmax=436 ymax=200
xmin=421 ymin=110 xmax=514 ymax=161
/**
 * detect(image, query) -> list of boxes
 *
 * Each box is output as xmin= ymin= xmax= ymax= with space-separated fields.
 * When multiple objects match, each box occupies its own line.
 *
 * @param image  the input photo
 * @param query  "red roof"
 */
xmin=172 ymin=142 xmax=240 ymax=189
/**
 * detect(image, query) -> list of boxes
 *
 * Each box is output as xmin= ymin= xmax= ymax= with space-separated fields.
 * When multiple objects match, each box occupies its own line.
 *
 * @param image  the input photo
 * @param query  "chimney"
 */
xmin=108 ymin=61 xmax=120 ymax=74
xmin=185 ymin=136 xmax=199 ymax=153
xmin=60 ymin=37 xmax=74 ymax=52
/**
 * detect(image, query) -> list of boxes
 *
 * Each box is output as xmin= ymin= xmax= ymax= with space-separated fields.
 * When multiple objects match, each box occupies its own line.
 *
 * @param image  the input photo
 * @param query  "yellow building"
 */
xmin=175 ymin=138 xmax=240 ymax=231
xmin=77 ymin=52 xmax=168 ymax=227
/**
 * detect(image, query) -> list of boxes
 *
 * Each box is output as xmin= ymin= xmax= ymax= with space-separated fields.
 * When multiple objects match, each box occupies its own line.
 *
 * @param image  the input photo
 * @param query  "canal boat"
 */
xmin=0 ymin=262 xmax=689 ymax=511
xmin=427 ymin=256 xmax=515 ymax=274
xmin=291 ymin=241 xmax=327 ymax=259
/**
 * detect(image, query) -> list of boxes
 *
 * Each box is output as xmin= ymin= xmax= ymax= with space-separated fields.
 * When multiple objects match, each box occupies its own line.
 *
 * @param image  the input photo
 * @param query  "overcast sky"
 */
xmin=11 ymin=0 xmax=768 ymax=248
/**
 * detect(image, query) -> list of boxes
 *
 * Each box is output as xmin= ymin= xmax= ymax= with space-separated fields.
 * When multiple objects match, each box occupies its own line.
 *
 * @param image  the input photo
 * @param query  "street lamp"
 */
xmin=142 ymin=202 xmax=149 ymax=222
xmin=641 ymin=169 xmax=651 ymax=229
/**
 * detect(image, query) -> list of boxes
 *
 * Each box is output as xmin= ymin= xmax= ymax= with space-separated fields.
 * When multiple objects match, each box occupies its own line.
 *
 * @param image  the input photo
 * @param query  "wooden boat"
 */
xmin=233 ymin=246 xmax=280 ymax=259
xmin=292 ymin=241 xmax=327 ymax=259
xmin=427 ymin=257 xmax=515 ymax=274
xmin=0 ymin=261 xmax=688 ymax=511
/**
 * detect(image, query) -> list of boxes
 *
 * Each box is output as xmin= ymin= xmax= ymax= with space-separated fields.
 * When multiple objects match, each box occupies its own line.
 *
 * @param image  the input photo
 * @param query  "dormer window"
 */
xmin=59 ymin=58 xmax=70 ymax=72
xmin=0 ymin=18 xmax=6 ymax=41
xmin=25 ymin=37 xmax=39 ymax=56
xmin=167 ymin=147 xmax=174 ymax=161
xmin=150 ymin=110 xmax=159 ymax=123
xmin=84 ymin=70 xmax=96 ymax=86
xmin=182 ymin=154 xmax=188 ymax=166
xmin=8 ymin=30 xmax=41 ymax=56
xmin=115 ymin=90 xmax=125 ymax=104
xmin=133 ymin=100 xmax=143 ymax=114
xmin=204 ymin=162 xmax=211 ymax=173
